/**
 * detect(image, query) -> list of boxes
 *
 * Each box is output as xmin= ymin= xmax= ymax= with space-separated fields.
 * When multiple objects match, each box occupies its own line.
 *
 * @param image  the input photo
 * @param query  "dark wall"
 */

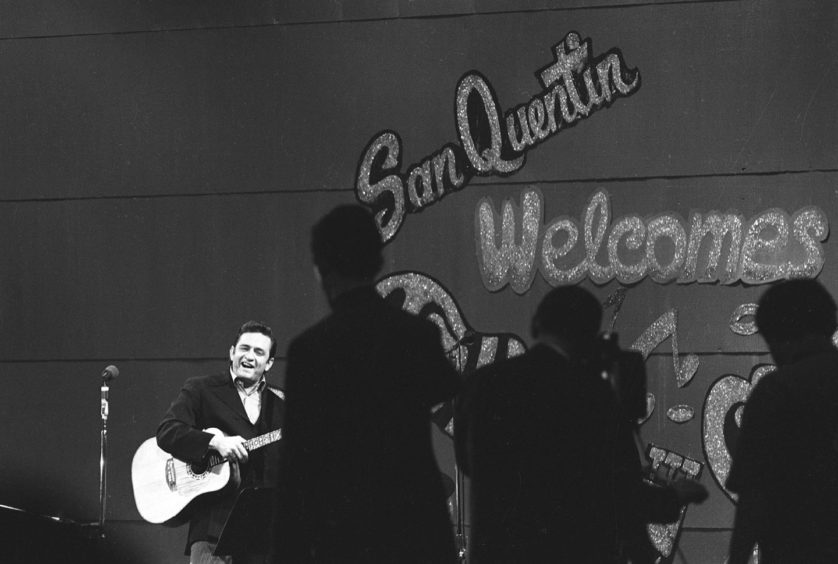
xmin=1 ymin=1 xmax=835 ymax=561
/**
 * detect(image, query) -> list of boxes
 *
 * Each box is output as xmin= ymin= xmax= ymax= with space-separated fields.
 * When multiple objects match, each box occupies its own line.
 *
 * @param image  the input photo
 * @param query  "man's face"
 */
xmin=229 ymin=332 xmax=274 ymax=383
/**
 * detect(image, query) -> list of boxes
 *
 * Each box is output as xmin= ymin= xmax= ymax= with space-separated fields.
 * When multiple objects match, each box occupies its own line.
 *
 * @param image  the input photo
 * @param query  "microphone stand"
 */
xmin=453 ymin=336 xmax=471 ymax=564
xmin=98 ymin=376 xmax=110 ymax=537
xmin=454 ymin=462 xmax=467 ymax=563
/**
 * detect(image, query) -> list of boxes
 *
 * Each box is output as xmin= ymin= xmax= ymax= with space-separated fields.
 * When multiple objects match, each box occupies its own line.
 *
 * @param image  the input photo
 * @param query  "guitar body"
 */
xmin=131 ymin=428 xmax=237 ymax=524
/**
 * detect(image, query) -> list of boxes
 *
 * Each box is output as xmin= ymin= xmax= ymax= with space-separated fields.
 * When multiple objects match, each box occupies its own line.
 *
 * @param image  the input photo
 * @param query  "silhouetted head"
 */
xmin=311 ymin=205 xmax=384 ymax=305
xmin=311 ymin=205 xmax=383 ymax=281
xmin=531 ymin=286 xmax=602 ymax=351
xmin=756 ymin=279 xmax=837 ymax=364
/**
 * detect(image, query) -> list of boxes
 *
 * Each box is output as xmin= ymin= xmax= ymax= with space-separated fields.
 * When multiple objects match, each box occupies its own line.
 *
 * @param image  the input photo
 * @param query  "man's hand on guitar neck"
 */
xmin=208 ymin=433 xmax=249 ymax=463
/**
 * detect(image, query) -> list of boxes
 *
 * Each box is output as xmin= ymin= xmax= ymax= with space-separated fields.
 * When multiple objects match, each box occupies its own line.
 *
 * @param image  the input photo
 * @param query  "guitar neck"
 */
xmin=244 ymin=429 xmax=282 ymax=451
xmin=206 ymin=429 xmax=282 ymax=468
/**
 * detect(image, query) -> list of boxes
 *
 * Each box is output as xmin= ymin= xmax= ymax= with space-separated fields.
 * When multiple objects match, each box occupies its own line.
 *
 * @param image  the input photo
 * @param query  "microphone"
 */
xmin=101 ymin=365 xmax=119 ymax=381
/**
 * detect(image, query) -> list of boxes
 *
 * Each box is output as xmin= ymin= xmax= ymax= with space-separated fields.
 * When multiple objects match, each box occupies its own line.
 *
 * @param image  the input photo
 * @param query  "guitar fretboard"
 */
xmin=245 ymin=429 xmax=282 ymax=451
xmin=205 ymin=428 xmax=282 ymax=468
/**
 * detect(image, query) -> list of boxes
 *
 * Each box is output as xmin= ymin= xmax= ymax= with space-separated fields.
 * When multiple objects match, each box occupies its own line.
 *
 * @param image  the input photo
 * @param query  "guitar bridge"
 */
xmin=165 ymin=458 xmax=177 ymax=491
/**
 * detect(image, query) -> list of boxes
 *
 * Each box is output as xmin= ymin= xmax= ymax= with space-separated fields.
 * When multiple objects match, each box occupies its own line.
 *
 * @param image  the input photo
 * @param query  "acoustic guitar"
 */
xmin=131 ymin=427 xmax=281 ymax=524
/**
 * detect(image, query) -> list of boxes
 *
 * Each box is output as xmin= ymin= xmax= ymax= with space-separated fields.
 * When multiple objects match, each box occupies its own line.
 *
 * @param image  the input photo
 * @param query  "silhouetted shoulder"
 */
xmin=386 ymin=303 xmax=446 ymax=340
xmin=467 ymin=344 xmax=565 ymax=385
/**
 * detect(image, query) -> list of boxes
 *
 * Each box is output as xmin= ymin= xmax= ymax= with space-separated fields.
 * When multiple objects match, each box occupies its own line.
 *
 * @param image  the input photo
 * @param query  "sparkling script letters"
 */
xmin=375 ymin=271 xmax=526 ymax=436
xmin=356 ymin=32 xmax=640 ymax=242
xmin=375 ymin=271 xmax=526 ymax=365
xmin=702 ymin=364 xmax=775 ymax=501
xmin=476 ymin=188 xmax=828 ymax=293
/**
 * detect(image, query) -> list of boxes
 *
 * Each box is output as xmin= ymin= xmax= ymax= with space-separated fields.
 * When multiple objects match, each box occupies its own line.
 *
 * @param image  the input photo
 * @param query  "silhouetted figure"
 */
xmin=277 ymin=205 xmax=460 ymax=563
xmin=728 ymin=279 xmax=838 ymax=563
xmin=455 ymin=286 xmax=706 ymax=563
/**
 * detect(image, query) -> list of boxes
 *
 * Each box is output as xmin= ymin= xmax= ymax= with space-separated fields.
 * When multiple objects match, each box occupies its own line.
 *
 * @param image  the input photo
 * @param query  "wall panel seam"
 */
xmin=2 ymin=167 xmax=835 ymax=205
xmin=0 ymin=0 xmax=744 ymax=42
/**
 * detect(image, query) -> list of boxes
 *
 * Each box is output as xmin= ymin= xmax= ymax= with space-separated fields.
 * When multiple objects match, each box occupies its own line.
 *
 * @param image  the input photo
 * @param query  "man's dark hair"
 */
xmin=311 ymin=204 xmax=383 ymax=279
xmin=531 ymin=285 xmax=602 ymax=342
xmin=234 ymin=320 xmax=277 ymax=358
xmin=756 ymin=279 xmax=837 ymax=343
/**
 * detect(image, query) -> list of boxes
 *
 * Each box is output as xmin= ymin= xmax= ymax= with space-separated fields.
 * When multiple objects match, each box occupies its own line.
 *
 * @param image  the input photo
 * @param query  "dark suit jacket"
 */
xmin=727 ymin=347 xmax=838 ymax=563
xmin=278 ymin=286 xmax=461 ymax=563
xmin=455 ymin=344 xmax=671 ymax=564
xmin=156 ymin=371 xmax=285 ymax=554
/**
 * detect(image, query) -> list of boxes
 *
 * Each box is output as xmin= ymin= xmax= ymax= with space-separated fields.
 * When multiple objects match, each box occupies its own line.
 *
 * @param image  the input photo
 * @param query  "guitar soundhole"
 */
xmin=188 ymin=461 xmax=208 ymax=476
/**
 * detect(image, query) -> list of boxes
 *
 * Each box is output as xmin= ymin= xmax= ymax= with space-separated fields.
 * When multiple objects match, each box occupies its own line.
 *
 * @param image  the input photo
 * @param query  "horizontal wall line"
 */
xmin=0 ymin=186 xmax=341 ymax=205
xmin=469 ymin=167 xmax=838 ymax=188
xmin=1 ymin=167 xmax=834 ymax=205
xmin=0 ymin=350 xmax=767 ymax=364
xmin=0 ymin=0 xmax=740 ymax=42
xmin=0 ymin=357 xmax=236 ymax=364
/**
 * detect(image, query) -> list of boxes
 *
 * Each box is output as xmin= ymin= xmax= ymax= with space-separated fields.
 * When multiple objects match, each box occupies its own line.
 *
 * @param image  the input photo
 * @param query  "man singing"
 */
xmin=157 ymin=321 xmax=284 ymax=564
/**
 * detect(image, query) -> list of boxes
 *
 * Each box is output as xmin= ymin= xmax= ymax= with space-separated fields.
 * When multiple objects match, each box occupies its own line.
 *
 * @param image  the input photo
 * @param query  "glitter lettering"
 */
xmin=789 ymin=206 xmax=829 ymax=278
xmin=355 ymin=131 xmax=406 ymax=243
xmin=703 ymin=364 xmax=775 ymax=501
xmin=607 ymin=215 xmax=648 ymax=284
xmin=356 ymin=33 xmax=641 ymax=241
xmin=630 ymin=309 xmax=700 ymax=388
xmin=457 ymin=73 xmax=524 ymax=175
xmin=356 ymin=132 xmax=468 ymax=242
xmin=541 ymin=216 xmax=585 ymax=285
xmin=729 ymin=303 xmax=759 ymax=336
xmin=646 ymin=214 xmax=687 ymax=283
xmin=477 ymin=188 xmax=829 ymax=292
xmin=679 ymin=212 xmax=743 ymax=284
xmin=585 ymin=190 xmax=613 ymax=283
xmin=739 ymin=209 xmax=790 ymax=284
xmin=475 ymin=189 xmax=542 ymax=294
